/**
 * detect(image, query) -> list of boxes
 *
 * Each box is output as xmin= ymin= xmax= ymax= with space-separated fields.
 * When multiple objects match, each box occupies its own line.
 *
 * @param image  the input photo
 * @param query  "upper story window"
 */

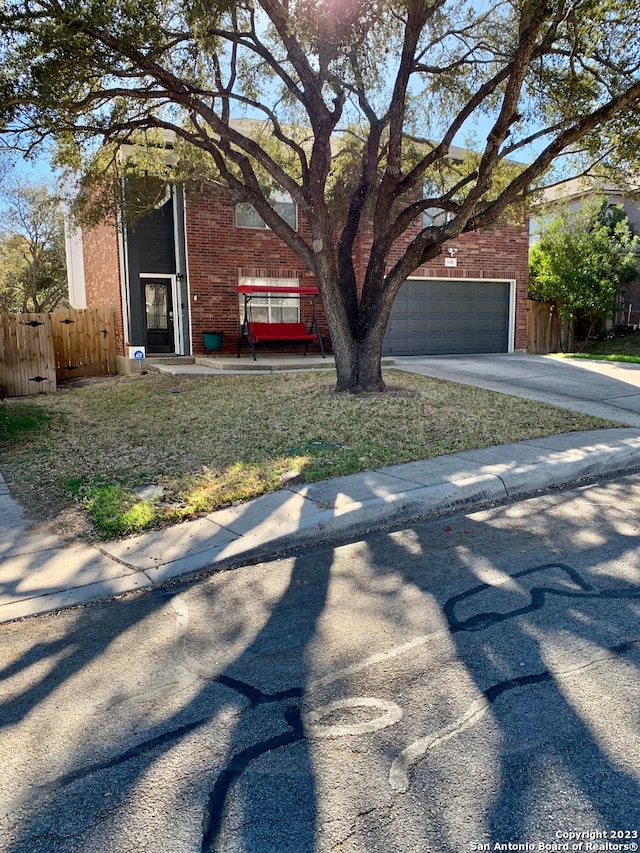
xmin=235 ymin=192 xmax=297 ymax=231
xmin=423 ymin=206 xmax=453 ymax=229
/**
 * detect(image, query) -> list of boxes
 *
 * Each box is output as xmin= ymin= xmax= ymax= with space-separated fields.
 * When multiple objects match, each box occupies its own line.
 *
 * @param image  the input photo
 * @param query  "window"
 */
xmin=239 ymin=277 xmax=300 ymax=324
xmin=423 ymin=207 xmax=453 ymax=228
xmin=235 ymin=195 xmax=297 ymax=231
xmin=145 ymin=282 xmax=169 ymax=329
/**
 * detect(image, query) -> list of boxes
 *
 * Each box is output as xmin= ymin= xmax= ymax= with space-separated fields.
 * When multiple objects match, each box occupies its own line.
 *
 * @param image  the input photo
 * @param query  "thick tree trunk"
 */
xmin=333 ymin=336 xmax=386 ymax=393
xmin=314 ymin=243 xmax=396 ymax=394
xmin=327 ymin=301 xmax=390 ymax=393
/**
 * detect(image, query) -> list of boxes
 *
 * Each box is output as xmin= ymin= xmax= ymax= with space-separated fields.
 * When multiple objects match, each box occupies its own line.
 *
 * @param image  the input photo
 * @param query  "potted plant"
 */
xmin=203 ymin=331 xmax=224 ymax=352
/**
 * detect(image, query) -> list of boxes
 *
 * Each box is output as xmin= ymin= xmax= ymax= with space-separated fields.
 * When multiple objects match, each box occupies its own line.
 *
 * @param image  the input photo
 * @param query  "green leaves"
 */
xmin=0 ymin=181 xmax=67 ymax=313
xmin=2 ymin=0 xmax=640 ymax=389
xmin=529 ymin=197 xmax=639 ymax=331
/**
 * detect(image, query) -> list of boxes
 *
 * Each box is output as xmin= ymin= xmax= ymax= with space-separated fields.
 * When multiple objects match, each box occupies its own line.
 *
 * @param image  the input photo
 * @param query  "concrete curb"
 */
xmin=2 ymin=428 xmax=640 ymax=624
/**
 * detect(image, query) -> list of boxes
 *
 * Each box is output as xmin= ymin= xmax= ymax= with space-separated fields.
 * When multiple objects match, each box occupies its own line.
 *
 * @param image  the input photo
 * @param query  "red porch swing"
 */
xmin=237 ymin=284 xmax=326 ymax=361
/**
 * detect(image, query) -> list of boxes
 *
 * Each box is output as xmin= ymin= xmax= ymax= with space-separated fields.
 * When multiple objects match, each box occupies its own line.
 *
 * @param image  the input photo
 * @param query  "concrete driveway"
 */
xmin=394 ymin=353 xmax=640 ymax=427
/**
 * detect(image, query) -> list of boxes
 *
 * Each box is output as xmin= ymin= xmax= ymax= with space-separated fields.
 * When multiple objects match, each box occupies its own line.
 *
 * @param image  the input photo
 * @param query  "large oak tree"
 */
xmin=1 ymin=0 xmax=640 ymax=390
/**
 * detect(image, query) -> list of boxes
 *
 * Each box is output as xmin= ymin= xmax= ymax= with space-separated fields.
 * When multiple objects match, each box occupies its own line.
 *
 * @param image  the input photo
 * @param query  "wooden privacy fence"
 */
xmin=0 ymin=307 xmax=117 ymax=396
xmin=0 ymin=312 xmax=56 ymax=396
xmin=51 ymin=307 xmax=117 ymax=382
xmin=526 ymin=300 xmax=574 ymax=354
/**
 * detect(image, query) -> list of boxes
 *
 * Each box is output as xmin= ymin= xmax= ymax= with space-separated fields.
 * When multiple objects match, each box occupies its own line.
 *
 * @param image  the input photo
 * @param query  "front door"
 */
xmin=144 ymin=279 xmax=175 ymax=353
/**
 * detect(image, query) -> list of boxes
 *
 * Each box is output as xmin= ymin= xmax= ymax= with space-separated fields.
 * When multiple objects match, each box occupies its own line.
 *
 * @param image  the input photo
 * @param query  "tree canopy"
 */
xmin=0 ymin=181 xmax=68 ymax=314
xmin=529 ymin=199 xmax=638 ymax=345
xmin=2 ymin=0 xmax=640 ymax=389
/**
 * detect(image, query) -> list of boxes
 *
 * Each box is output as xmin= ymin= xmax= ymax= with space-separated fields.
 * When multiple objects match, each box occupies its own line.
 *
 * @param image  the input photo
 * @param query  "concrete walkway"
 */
xmin=2 ymin=425 xmax=640 ymax=624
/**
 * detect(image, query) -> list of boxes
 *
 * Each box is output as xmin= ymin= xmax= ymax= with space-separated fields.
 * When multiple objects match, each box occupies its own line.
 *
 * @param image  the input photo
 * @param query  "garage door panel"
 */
xmin=383 ymin=279 xmax=510 ymax=356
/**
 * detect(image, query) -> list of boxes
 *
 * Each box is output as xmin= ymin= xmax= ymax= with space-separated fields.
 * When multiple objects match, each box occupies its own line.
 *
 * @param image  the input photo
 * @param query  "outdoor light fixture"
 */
xmin=444 ymin=246 xmax=458 ymax=267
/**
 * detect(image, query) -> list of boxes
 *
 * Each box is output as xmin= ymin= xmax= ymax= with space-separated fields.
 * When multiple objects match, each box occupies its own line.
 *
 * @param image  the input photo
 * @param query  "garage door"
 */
xmin=382 ymin=278 xmax=510 ymax=356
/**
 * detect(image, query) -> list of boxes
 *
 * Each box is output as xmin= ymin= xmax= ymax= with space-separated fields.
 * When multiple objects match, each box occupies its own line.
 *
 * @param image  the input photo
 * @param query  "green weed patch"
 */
xmin=67 ymin=478 xmax=160 ymax=539
xmin=556 ymin=352 xmax=640 ymax=365
xmin=0 ymin=403 xmax=52 ymax=444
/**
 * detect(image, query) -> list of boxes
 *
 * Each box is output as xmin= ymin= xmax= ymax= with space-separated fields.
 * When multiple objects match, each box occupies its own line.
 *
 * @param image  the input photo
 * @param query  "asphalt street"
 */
xmin=1 ymin=471 xmax=639 ymax=852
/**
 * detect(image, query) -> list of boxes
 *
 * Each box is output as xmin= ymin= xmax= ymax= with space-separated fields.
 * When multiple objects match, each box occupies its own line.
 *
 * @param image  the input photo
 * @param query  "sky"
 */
xmin=0 ymin=148 xmax=58 ymax=203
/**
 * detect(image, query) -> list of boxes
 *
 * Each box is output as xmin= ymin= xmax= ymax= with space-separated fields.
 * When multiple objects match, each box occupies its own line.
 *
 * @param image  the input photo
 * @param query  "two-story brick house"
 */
xmin=66 ymin=174 xmax=529 ymax=370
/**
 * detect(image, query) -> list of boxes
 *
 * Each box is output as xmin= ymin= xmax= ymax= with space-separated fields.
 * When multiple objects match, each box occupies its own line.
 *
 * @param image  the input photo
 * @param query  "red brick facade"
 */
xmin=81 ymin=215 xmax=126 ymax=354
xmin=185 ymin=185 xmax=328 ymax=355
xmin=186 ymin=184 xmax=528 ymax=355
xmin=408 ymin=225 xmax=529 ymax=353
xmin=81 ymin=181 xmax=529 ymax=358
xmin=350 ymin=200 xmax=529 ymax=352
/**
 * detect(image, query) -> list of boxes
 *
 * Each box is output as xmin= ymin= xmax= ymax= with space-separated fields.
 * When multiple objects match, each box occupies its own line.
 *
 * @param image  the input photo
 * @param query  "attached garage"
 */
xmin=382 ymin=278 xmax=513 ymax=356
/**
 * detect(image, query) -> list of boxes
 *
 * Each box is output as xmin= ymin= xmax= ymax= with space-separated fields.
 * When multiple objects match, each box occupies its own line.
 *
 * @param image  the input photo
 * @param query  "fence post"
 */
xmin=50 ymin=307 xmax=117 ymax=381
xmin=527 ymin=300 xmax=564 ymax=355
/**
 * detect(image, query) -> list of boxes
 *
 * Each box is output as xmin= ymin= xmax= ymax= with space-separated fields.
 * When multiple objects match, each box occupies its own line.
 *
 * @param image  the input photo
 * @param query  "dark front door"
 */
xmin=144 ymin=279 xmax=175 ymax=353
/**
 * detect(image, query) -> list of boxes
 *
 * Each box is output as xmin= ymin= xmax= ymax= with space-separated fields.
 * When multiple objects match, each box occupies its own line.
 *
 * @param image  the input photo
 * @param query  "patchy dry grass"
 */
xmin=0 ymin=369 xmax=618 ymax=541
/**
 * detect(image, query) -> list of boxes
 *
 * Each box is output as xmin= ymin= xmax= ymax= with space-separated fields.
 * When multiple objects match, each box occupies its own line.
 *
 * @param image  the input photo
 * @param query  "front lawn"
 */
xmin=557 ymin=332 xmax=640 ymax=364
xmin=0 ymin=369 xmax=619 ymax=541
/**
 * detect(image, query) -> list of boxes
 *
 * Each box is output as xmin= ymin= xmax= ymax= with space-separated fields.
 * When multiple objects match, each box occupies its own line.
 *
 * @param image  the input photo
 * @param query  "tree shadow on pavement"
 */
xmin=197 ymin=550 xmax=332 ymax=851
xmin=359 ymin=485 xmax=640 ymax=849
xmin=0 ymin=545 xmax=334 ymax=853
xmin=2 ymin=478 xmax=640 ymax=851
xmin=444 ymin=561 xmax=640 ymax=845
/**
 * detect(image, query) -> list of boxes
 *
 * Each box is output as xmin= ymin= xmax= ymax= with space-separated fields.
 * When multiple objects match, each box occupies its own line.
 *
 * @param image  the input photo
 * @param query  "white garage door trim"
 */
xmin=385 ymin=276 xmax=516 ymax=355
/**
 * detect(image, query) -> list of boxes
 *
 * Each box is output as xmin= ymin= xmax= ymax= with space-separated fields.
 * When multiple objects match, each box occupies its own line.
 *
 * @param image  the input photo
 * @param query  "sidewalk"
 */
xmin=2 ymin=427 xmax=640 ymax=624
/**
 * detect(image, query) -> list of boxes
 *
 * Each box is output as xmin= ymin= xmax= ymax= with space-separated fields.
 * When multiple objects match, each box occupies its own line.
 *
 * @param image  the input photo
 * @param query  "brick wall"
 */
xmin=82 ymin=217 xmax=126 ymax=354
xmin=354 ymin=209 xmax=529 ymax=351
xmin=185 ymin=186 xmax=328 ymax=355
xmin=80 ymin=180 xmax=529 ymax=358
xmin=186 ymin=183 xmax=529 ymax=354
xmin=407 ymin=224 xmax=530 ymax=351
